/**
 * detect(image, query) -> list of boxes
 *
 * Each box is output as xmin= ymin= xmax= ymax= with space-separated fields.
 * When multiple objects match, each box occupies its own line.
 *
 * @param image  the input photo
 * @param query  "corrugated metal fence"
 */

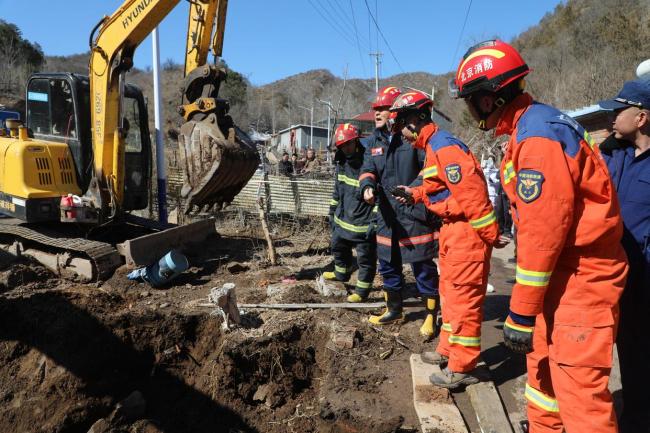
xmin=167 ymin=166 xmax=335 ymax=217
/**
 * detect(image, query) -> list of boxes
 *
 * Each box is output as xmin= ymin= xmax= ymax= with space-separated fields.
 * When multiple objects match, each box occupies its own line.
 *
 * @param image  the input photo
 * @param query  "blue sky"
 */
xmin=0 ymin=0 xmax=563 ymax=85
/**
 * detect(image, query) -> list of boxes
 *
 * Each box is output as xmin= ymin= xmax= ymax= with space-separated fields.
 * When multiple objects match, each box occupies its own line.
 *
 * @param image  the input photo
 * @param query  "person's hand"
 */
xmin=493 ymin=235 xmax=511 ymax=249
xmin=392 ymin=185 xmax=413 ymax=205
xmin=503 ymin=312 xmax=535 ymax=354
xmin=363 ymin=187 xmax=376 ymax=205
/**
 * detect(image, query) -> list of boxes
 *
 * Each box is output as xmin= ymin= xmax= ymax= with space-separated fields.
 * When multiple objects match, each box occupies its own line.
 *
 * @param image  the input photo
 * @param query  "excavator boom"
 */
xmin=88 ymin=0 xmax=258 ymax=218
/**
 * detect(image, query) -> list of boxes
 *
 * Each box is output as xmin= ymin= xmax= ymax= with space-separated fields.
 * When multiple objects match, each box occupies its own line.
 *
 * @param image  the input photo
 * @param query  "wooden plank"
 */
xmin=466 ymin=364 xmax=514 ymax=433
xmin=409 ymin=354 xmax=469 ymax=433
xmin=196 ymin=298 xmax=424 ymax=310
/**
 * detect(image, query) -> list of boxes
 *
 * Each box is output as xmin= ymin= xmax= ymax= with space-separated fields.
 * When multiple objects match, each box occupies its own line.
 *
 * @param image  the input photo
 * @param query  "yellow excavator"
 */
xmin=0 ymin=0 xmax=259 ymax=280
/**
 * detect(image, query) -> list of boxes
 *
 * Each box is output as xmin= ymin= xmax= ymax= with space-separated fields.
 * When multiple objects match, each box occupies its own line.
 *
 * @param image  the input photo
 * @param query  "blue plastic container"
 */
xmin=127 ymin=249 xmax=189 ymax=287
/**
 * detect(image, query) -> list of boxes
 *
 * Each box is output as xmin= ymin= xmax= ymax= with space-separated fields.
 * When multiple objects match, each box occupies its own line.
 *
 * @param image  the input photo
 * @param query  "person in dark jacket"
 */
xmin=278 ymin=152 xmax=293 ymax=176
xmin=323 ymin=123 xmax=377 ymax=302
xmin=599 ymin=79 xmax=650 ymax=433
xmin=359 ymin=86 xmax=439 ymax=337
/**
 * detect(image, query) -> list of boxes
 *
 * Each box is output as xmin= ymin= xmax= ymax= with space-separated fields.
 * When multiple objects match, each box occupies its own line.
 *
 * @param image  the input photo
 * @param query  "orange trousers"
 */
xmin=525 ymin=252 xmax=627 ymax=433
xmin=435 ymin=220 xmax=491 ymax=373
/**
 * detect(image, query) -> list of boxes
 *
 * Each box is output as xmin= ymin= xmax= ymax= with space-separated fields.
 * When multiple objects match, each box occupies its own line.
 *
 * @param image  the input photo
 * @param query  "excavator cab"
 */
xmin=26 ymin=73 xmax=151 ymax=212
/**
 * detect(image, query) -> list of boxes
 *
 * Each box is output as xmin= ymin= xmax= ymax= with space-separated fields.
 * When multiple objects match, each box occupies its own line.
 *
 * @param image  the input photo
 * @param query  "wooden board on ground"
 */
xmin=466 ymin=363 xmax=514 ymax=433
xmin=409 ymin=354 xmax=468 ymax=433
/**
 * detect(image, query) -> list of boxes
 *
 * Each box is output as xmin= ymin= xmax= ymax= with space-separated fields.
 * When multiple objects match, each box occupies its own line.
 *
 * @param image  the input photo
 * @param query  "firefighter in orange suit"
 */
xmin=449 ymin=39 xmax=628 ymax=432
xmin=390 ymin=90 xmax=507 ymax=388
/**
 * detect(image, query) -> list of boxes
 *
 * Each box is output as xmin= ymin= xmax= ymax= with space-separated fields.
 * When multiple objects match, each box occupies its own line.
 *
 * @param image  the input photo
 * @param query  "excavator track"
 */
xmin=0 ymin=218 xmax=121 ymax=281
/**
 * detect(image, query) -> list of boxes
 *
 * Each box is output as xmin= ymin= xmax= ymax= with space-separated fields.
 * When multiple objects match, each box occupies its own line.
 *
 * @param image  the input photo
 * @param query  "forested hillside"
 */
xmin=1 ymin=0 xmax=647 ymax=147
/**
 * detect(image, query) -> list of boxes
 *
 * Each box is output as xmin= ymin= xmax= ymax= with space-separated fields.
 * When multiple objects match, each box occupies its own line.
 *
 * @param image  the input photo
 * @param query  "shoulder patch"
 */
xmin=371 ymin=147 xmax=383 ymax=156
xmin=517 ymin=169 xmax=545 ymax=203
xmin=445 ymin=163 xmax=462 ymax=184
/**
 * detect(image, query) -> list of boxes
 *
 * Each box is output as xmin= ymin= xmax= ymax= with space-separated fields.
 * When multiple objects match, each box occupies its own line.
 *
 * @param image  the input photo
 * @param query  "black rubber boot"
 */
xmin=369 ymin=290 xmax=404 ymax=325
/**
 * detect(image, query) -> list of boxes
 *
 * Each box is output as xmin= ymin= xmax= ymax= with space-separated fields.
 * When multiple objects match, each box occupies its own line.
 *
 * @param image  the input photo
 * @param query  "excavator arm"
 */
xmin=87 ymin=0 xmax=258 ymax=221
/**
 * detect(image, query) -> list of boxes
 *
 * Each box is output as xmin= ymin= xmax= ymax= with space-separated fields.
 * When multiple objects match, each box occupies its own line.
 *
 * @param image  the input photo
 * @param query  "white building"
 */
xmin=272 ymin=124 xmax=330 ymax=153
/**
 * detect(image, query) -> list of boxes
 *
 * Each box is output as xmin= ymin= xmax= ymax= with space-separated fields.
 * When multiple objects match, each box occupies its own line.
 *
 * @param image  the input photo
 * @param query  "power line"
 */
xmin=363 ymin=0 xmax=405 ymax=74
xmin=349 ymin=0 xmax=368 ymax=76
xmin=449 ymin=0 xmax=473 ymax=71
xmin=306 ymin=0 xmax=357 ymax=47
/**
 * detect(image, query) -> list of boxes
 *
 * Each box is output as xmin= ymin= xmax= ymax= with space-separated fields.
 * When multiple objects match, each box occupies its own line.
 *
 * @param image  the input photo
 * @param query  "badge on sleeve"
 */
xmin=445 ymin=163 xmax=462 ymax=184
xmin=371 ymin=147 xmax=383 ymax=156
xmin=517 ymin=169 xmax=545 ymax=203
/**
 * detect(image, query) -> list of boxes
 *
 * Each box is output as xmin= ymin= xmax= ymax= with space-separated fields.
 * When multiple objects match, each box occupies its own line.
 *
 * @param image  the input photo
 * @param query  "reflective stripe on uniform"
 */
xmin=359 ymin=172 xmax=376 ymax=182
xmin=470 ymin=210 xmax=497 ymax=229
xmin=422 ymin=165 xmax=438 ymax=179
xmin=515 ymin=265 xmax=552 ymax=287
xmin=373 ymin=205 xmax=378 ymax=213
xmin=334 ymin=215 xmax=368 ymax=233
xmin=583 ymin=130 xmax=595 ymax=149
xmin=338 ymin=174 xmax=360 ymax=187
xmin=330 ymin=199 xmax=339 ymax=206
xmin=525 ymin=383 xmax=559 ymax=413
xmin=448 ymin=334 xmax=481 ymax=347
xmin=441 ymin=322 xmax=452 ymax=332
xmin=503 ymin=161 xmax=516 ymax=184
xmin=376 ymin=235 xmax=392 ymax=246
xmin=356 ymin=280 xmax=371 ymax=289
xmin=335 ymin=264 xmax=350 ymax=274
xmin=376 ymin=233 xmax=436 ymax=247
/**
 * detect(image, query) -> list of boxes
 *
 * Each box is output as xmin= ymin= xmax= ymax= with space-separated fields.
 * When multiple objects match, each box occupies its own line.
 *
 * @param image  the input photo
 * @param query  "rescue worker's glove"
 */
xmin=503 ymin=311 xmax=535 ymax=354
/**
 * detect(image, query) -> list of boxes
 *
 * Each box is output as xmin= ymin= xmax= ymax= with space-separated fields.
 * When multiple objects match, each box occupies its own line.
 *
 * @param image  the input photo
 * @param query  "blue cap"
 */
xmin=599 ymin=80 xmax=650 ymax=111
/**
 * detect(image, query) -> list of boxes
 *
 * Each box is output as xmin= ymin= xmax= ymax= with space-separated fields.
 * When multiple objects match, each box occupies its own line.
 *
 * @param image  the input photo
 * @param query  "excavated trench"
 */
xmin=0 ymin=263 xmax=416 ymax=433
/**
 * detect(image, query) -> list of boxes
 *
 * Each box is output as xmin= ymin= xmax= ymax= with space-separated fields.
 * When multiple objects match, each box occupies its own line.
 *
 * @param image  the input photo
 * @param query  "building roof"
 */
xmin=563 ymin=104 xmax=606 ymax=120
xmin=275 ymin=124 xmax=329 ymax=135
xmin=353 ymin=111 xmax=376 ymax=122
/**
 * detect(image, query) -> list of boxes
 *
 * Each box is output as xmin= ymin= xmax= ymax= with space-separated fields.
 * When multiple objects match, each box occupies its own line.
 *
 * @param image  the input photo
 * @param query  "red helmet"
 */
xmin=334 ymin=123 xmax=361 ymax=147
xmin=449 ymin=39 xmax=530 ymax=99
xmin=389 ymin=90 xmax=433 ymax=116
xmin=372 ymin=86 xmax=402 ymax=110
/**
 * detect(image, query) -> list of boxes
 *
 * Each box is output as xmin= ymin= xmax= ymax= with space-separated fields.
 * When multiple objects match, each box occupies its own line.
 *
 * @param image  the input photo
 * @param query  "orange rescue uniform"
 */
xmin=411 ymin=123 xmax=498 ymax=372
xmin=497 ymin=93 xmax=628 ymax=433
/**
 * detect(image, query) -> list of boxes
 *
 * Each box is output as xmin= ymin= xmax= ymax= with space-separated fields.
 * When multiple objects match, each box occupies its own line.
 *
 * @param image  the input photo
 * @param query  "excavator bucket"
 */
xmin=178 ymin=113 xmax=259 ymax=212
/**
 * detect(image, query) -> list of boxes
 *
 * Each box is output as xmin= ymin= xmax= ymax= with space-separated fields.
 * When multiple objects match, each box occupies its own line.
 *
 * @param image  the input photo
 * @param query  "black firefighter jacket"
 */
xmin=359 ymin=128 xmax=438 ymax=263
xmin=329 ymin=147 xmax=376 ymax=243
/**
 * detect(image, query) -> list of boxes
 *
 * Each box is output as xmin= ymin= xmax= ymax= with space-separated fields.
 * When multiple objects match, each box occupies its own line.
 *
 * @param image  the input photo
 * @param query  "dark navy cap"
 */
xmin=599 ymin=79 xmax=650 ymax=111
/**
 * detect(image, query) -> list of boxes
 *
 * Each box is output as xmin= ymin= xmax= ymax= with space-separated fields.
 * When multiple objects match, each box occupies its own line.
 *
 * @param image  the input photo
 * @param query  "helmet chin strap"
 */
xmin=471 ymin=96 xmax=505 ymax=131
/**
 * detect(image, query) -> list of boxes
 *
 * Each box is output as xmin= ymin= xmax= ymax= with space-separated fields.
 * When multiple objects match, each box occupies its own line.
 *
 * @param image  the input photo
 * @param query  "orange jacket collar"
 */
xmin=413 ymin=122 xmax=439 ymax=150
xmin=495 ymin=93 xmax=534 ymax=137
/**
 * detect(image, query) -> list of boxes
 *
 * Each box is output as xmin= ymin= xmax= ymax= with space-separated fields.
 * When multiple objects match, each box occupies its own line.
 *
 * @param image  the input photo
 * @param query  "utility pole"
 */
xmin=298 ymin=105 xmax=314 ymax=149
xmin=318 ymin=99 xmax=335 ymax=164
xmin=369 ymin=51 xmax=383 ymax=92
xmin=152 ymin=27 xmax=167 ymax=224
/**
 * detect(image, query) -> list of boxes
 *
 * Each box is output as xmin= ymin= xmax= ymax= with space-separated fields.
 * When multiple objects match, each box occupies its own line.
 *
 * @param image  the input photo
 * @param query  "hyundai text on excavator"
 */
xmin=0 ymin=0 xmax=259 ymax=280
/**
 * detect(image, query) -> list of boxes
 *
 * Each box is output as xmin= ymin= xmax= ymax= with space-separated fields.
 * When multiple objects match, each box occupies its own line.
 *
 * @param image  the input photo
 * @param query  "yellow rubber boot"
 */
xmin=420 ymin=297 xmax=437 ymax=338
xmin=369 ymin=291 xmax=404 ymax=325
xmin=323 ymin=271 xmax=337 ymax=280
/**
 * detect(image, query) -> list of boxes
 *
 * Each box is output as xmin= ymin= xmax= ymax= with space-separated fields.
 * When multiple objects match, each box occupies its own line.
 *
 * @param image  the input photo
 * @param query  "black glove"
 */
xmin=389 ymin=186 xmax=414 ymax=204
xmin=503 ymin=311 xmax=535 ymax=354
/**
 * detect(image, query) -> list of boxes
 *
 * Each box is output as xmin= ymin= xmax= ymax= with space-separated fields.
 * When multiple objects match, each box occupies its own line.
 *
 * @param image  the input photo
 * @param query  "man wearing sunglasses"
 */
xmin=599 ymin=79 xmax=650 ymax=433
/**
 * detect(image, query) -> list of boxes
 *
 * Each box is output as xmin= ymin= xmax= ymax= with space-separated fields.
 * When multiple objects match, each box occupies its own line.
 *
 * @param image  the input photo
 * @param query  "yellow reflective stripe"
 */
xmin=516 ymin=265 xmax=552 ymax=287
xmin=504 ymin=320 xmax=533 ymax=333
xmin=356 ymin=280 xmax=371 ymax=289
xmin=373 ymin=205 xmax=378 ymax=213
xmin=503 ymin=161 xmax=516 ymax=185
xmin=334 ymin=215 xmax=368 ymax=233
xmin=338 ymin=174 xmax=360 ymax=187
xmin=525 ymin=384 xmax=559 ymax=413
xmin=441 ymin=323 xmax=452 ymax=332
xmin=330 ymin=199 xmax=339 ymax=206
xmin=422 ymin=165 xmax=439 ymax=179
xmin=470 ymin=210 xmax=496 ymax=229
xmin=335 ymin=264 xmax=350 ymax=274
xmin=583 ymin=130 xmax=595 ymax=149
xmin=448 ymin=334 xmax=481 ymax=347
